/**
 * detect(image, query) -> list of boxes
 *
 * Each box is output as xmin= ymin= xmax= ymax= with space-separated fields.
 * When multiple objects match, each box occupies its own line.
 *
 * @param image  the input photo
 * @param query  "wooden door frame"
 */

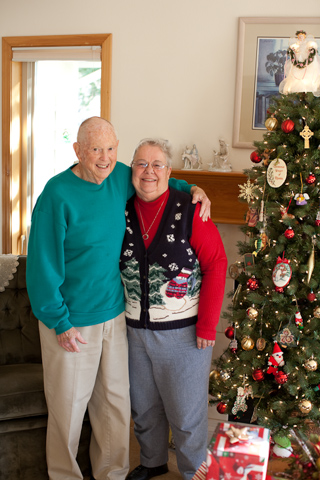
xmin=2 ymin=33 xmax=112 ymax=253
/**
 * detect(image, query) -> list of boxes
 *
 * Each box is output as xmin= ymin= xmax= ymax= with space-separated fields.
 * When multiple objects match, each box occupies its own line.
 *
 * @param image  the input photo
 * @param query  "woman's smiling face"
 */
xmin=131 ymin=145 xmax=172 ymax=202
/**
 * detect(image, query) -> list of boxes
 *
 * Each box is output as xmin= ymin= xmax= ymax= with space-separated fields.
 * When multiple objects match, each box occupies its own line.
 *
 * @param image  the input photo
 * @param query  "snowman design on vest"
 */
xmin=165 ymin=267 xmax=194 ymax=299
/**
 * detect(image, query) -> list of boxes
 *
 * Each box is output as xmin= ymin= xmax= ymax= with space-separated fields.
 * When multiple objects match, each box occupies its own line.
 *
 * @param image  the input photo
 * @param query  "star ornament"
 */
xmin=239 ymin=179 xmax=258 ymax=203
xmin=226 ymin=426 xmax=249 ymax=444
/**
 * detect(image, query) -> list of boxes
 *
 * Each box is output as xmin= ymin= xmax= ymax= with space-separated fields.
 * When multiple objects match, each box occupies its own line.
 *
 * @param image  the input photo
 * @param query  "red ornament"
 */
xmin=316 ymin=219 xmax=320 ymax=227
xmin=274 ymin=371 xmax=288 ymax=384
xmin=281 ymin=119 xmax=295 ymax=133
xmin=308 ymin=291 xmax=317 ymax=302
xmin=275 ymin=286 xmax=284 ymax=293
xmin=224 ymin=326 xmax=234 ymax=339
xmin=284 ymin=227 xmax=295 ymax=239
xmin=250 ymin=151 xmax=262 ymax=164
xmin=252 ymin=368 xmax=265 ymax=382
xmin=216 ymin=401 xmax=227 ymax=414
xmin=306 ymin=173 xmax=316 ymax=184
xmin=247 ymin=276 xmax=259 ymax=291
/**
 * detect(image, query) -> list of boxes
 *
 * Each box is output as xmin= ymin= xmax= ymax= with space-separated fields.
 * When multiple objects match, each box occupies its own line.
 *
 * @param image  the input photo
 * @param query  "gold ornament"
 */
xmin=313 ymin=306 xmax=320 ymax=318
xmin=246 ymin=306 xmax=259 ymax=320
xmin=300 ymin=125 xmax=314 ymax=149
xmin=265 ymin=117 xmax=278 ymax=131
xmin=241 ymin=336 xmax=255 ymax=351
xmin=256 ymin=337 xmax=266 ymax=351
xmin=209 ymin=370 xmax=220 ymax=381
xmin=304 ymin=358 xmax=318 ymax=371
xmin=298 ymin=399 xmax=312 ymax=414
xmin=307 ymin=240 xmax=315 ymax=284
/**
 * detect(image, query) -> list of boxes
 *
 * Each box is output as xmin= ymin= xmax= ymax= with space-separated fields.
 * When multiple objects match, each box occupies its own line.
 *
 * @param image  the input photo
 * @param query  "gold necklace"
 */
xmin=137 ymin=193 xmax=168 ymax=240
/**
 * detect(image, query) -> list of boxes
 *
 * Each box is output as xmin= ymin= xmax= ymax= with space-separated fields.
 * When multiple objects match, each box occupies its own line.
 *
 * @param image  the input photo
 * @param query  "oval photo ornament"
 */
xmin=267 ymin=159 xmax=287 ymax=188
xmin=272 ymin=258 xmax=292 ymax=288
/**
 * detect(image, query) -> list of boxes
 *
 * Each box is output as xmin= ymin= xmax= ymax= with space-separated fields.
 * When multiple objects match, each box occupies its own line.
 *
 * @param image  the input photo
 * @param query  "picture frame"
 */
xmin=232 ymin=17 xmax=320 ymax=149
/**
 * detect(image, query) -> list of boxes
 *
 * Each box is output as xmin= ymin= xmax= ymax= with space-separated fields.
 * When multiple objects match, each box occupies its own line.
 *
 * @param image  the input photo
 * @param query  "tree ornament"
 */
xmin=256 ymin=337 xmax=266 ymax=351
xmin=265 ymin=116 xmax=278 ymax=131
xmin=272 ymin=255 xmax=292 ymax=290
xmin=315 ymin=208 xmax=320 ymax=226
xmin=220 ymin=371 xmax=231 ymax=381
xmin=284 ymin=227 xmax=295 ymax=239
xmin=274 ymin=371 xmax=288 ymax=384
xmin=277 ymin=326 xmax=297 ymax=348
xmin=246 ymin=305 xmax=258 ymax=320
xmin=225 ymin=325 xmax=235 ymax=339
xmin=267 ymin=159 xmax=287 ymax=188
xmin=229 ymin=338 xmax=238 ymax=353
xmin=209 ymin=370 xmax=220 ymax=381
xmin=250 ymin=151 xmax=262 ymax=164
xmin=216 ymin=401 xmax=228 ymax=414
xmin=228 ymin=261 xmax=243 ymax=279
xmin=241 ymin=336 xmax=254 ymax=351
xmin=295 ymin=192 xmax=310 ymax=205
xmin=294 ymin=311 xmax=304 ymax=330
xmin=298 ymin=399 xmax=312 ymax=414
xmin=261 ymin=148 xmax=276 ymax=166
xmin=307 ymin=237 xmax=316 ymax=284
xmin=231 ymin=385 xmax=253 ymax=415
xmin=300 ymin=125 xmax=314 ymax=149
xmin=247 ymin=276 xmax=259 ymax=290
xmin=304 ymin=358 xmax=318 ymax=371
xmin=267 ymin=342 xmax=285 ymax=375
xmin=313 ymin=306 xmax=320 ymax=318
xmin=252 ymin=368 xmax=265 ymax=382
xmin=280 ymin=198 xmax=295 ymax=220
xmin=238 ymin=179 xmax=258 ymax=203
xmin=253 ymin=230 xmax=270 ymax=257
xmin=308 ymin=290 xmax=316 ymax=302
xmin=281 ymin=118 xmax=295 ymax=133
xmin=306 ymin=172 xmax=316 ymax=184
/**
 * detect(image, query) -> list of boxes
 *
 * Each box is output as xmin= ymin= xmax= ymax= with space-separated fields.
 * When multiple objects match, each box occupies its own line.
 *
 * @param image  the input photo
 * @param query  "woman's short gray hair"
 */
xmin=131 ymin=138 xmax=173 ymax=167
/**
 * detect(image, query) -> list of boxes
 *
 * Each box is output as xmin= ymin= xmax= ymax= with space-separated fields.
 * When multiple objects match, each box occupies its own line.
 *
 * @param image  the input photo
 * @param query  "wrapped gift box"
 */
xmin=207 ymin=422 xmax=270 ymax=480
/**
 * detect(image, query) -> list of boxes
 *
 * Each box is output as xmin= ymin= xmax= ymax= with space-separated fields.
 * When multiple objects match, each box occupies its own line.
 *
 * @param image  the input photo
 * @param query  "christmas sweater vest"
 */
xmin=120 ymin=189 xmax=202 ymax=330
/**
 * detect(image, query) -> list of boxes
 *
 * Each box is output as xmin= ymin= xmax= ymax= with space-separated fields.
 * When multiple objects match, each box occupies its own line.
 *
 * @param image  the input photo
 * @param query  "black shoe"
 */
xmin=126 ymin=464 xmax=168 ymax=480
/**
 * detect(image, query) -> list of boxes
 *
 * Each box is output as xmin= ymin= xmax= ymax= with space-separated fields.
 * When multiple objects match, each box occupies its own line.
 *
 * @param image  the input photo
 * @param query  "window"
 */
xmin=2 ymin=34 xmax=112 ymax=253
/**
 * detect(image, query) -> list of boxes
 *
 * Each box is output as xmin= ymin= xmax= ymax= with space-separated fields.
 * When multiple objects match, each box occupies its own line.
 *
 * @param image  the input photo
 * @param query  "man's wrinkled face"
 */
xmin=73 ymin=119 xmax=119 ymax=185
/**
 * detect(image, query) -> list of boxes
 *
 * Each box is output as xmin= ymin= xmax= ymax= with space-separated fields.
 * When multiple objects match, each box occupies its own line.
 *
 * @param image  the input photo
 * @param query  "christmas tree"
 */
xmin=209 ymin=30 xmax=320 ymax=441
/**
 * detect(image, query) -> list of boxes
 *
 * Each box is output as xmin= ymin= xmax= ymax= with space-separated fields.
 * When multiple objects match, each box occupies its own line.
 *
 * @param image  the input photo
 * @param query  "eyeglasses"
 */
xmin=131 ymin=161 xmax=168 ymax=170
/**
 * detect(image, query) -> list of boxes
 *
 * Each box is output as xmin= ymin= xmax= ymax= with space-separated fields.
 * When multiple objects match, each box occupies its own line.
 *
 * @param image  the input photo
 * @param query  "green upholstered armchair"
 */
xmin=0 ymin=256 xmax=91 ymax=480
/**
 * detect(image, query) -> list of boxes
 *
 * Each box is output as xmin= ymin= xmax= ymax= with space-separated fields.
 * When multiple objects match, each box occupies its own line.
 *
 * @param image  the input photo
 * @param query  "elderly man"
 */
xmin=26 ymin=117 xmax=210 ymax=480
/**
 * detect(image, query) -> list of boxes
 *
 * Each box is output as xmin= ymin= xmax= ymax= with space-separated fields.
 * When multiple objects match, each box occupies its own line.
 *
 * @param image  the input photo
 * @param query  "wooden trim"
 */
xmin=101 ymin=35 xmax=112 ymax=119
xmin=2 ymin=34 xmax=112 ymax=253
xmin=171 ymin=170 xmax=248 ymax=225
xmin=2 ymin=37 xmax=13 ymax=253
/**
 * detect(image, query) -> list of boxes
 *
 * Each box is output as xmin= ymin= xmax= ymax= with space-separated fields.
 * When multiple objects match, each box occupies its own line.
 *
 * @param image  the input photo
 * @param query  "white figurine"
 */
xmin=279 ymin=30 xmax=320 ymax=97
xmin=209 ymin=139 xmax=232 ymax=172
xmin=181 ymin=144 xmax=202 ymax=170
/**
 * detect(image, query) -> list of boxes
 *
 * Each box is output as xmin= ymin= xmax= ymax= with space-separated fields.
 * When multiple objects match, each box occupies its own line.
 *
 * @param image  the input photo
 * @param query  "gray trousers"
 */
xmin=127 ymin=325 xmax=212 ymax=480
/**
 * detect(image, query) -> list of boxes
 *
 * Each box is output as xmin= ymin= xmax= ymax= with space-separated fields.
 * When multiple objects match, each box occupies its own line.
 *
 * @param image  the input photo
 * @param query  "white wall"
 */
xmin=2 ymin=0 xmax=319 ymax=173
xmin=1 ymin=0 xmax=317 ymax=423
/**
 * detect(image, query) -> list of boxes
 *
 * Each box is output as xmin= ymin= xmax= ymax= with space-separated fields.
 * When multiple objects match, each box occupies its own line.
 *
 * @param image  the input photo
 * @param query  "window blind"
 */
xmin=12 ymin=46 xmax=101 ymax=62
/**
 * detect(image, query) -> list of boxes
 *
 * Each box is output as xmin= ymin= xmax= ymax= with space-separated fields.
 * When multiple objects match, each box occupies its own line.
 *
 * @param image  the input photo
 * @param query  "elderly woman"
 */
xmin=120 ymin=138 xmax=227 ymax=480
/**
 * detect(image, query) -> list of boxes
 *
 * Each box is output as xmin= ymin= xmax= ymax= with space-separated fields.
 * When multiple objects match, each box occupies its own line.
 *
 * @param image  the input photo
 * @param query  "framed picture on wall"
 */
xmin=232 ymin=17 xmax=320 ymax=149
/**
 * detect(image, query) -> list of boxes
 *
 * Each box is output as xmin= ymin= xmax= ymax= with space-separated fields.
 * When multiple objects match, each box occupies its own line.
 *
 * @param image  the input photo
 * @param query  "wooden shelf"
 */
xmin=172 ymin=170 xmax=248 ymax=225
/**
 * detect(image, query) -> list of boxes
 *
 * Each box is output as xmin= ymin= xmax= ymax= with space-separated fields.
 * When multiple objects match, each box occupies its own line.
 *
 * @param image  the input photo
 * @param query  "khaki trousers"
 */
xmin=39 ymin=313 xmax=130 ymax=480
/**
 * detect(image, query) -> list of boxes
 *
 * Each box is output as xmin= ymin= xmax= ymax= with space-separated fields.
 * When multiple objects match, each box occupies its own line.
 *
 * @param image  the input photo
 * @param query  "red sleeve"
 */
xmin=189 ymin=203 xmax=228 ymax=341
